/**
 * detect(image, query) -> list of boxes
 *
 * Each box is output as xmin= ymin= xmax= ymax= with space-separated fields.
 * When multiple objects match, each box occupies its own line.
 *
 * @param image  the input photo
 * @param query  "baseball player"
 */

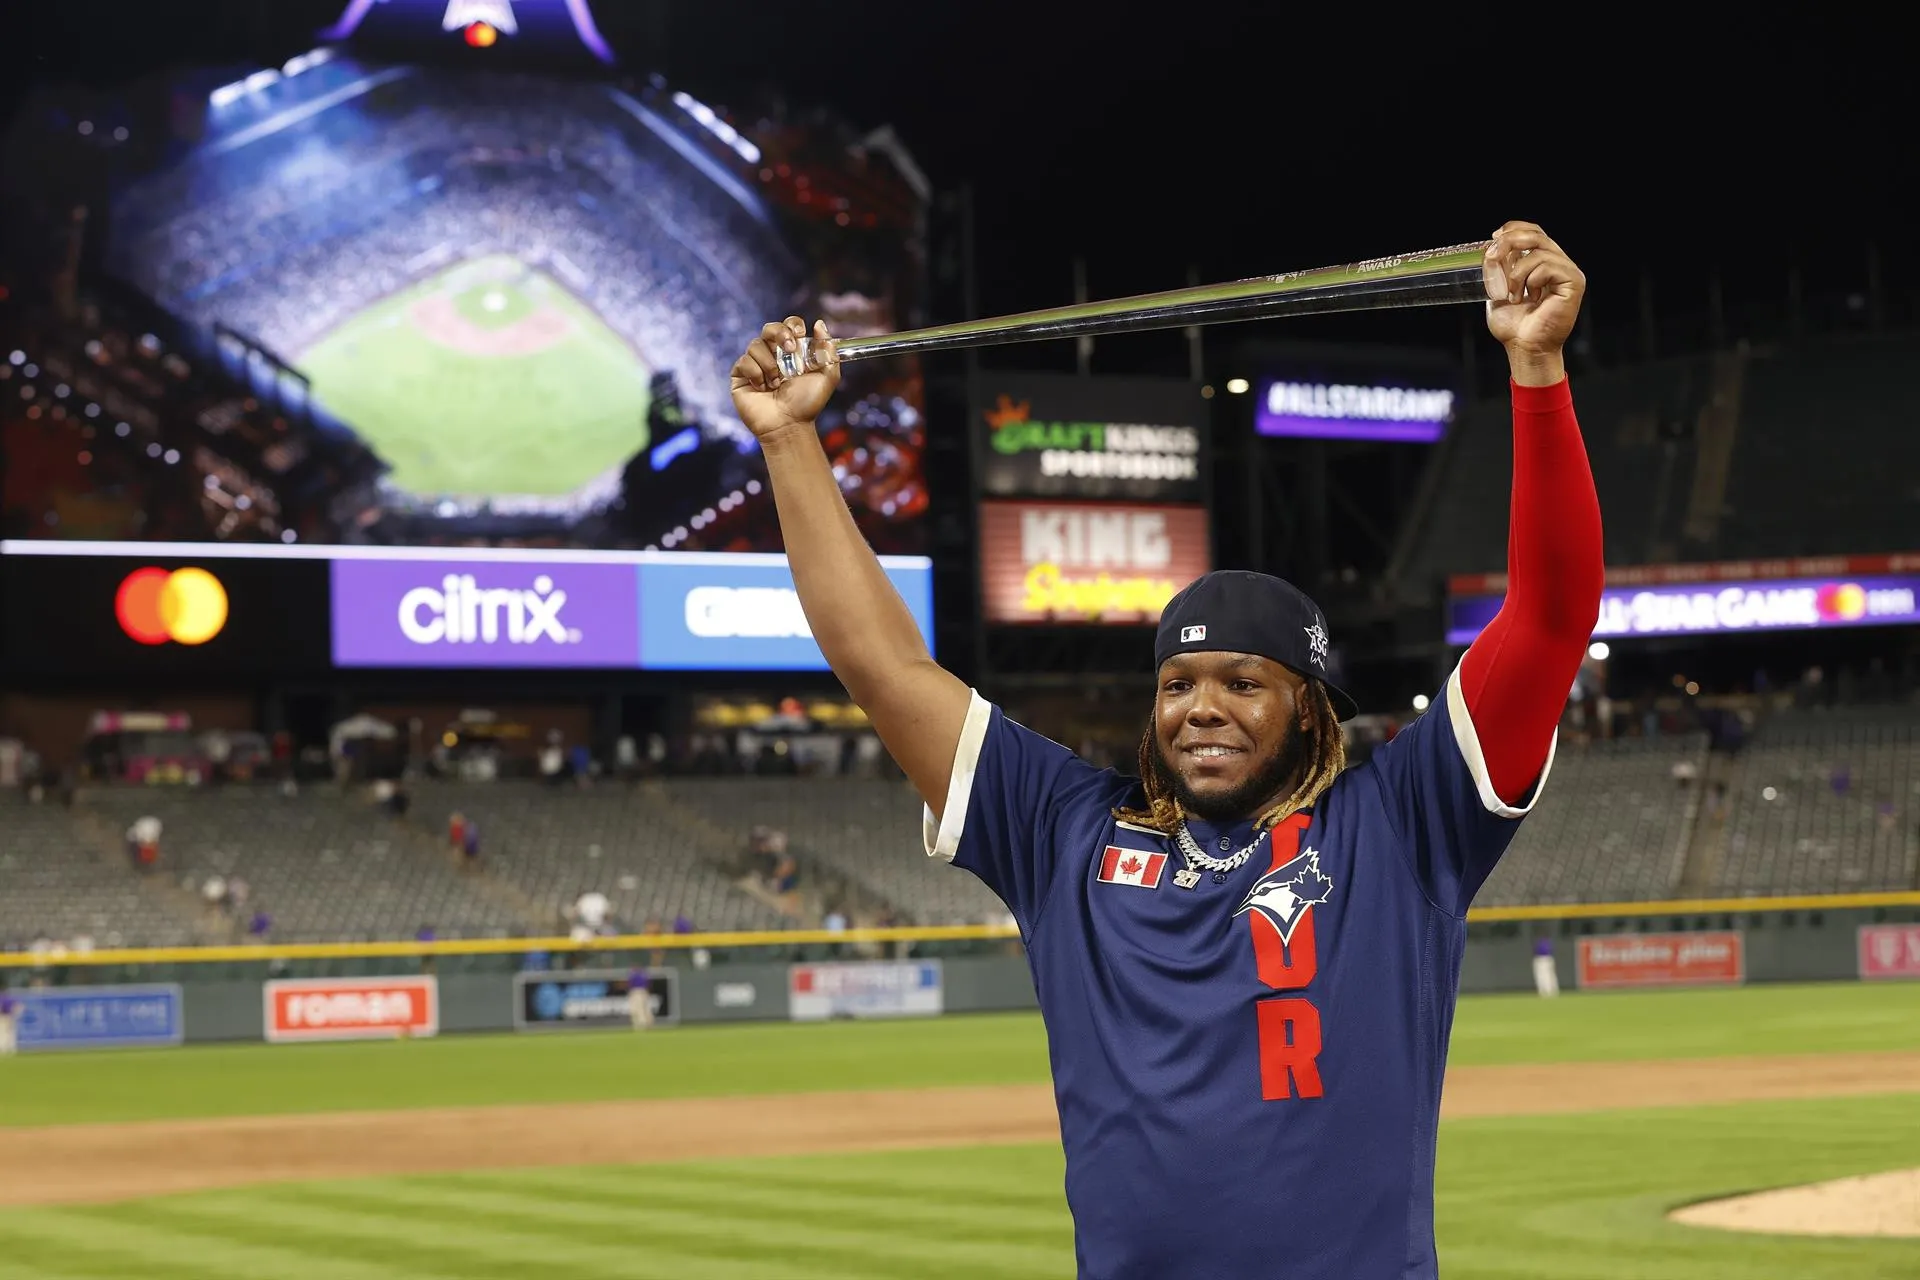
xmin=731 ymin=221 xmax=1603 ymax=1279
xmin=627 ymin=966 xmax=655 ymax=1030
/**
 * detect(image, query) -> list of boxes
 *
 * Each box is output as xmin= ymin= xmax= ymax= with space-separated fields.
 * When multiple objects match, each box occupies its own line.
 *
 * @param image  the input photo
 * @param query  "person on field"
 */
xmin=731 ymin=221 xmax=1602 ymax=1278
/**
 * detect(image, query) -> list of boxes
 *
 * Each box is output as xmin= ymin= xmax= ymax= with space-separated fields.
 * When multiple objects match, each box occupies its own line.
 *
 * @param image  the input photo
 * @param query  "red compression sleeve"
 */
xmin=1457 ymin=377 xmax=1605 ymax=805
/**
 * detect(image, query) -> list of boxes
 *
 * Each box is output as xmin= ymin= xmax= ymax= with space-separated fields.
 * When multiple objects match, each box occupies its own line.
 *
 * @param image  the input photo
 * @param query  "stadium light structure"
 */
xmin=671 ymin=90 xmax=761 ymax=165
xmin=209 ymin=47 xmax=335 ymax=110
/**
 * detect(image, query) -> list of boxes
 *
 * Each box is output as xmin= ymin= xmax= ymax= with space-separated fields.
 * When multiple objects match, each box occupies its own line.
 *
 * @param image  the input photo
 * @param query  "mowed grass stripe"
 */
xmin=308 ymin=1175 xmax=1070 ymax=1275
xmin=0 ymin=1205 xmax=413 ymax=1280
xmin=653 ymin=1144 xmax=1071 ymax=1213
xmin=282 ymin=1179 xmax=1009 ymax=1280
xmin=156 ymin=1186 xmax=873 ymax=1280
xmin=64 ymin=1200 xmax=485 ymax=1280
xmin=462 ymin=1163 xmax=1071 ymax=1244
xmin=0 ymin=1256 xmax=123 ymax=1280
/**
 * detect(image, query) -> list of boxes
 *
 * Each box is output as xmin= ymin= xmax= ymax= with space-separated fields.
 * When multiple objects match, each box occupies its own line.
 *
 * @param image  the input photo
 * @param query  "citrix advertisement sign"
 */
xmin=331 ymin=555 xmax=932 ymax=670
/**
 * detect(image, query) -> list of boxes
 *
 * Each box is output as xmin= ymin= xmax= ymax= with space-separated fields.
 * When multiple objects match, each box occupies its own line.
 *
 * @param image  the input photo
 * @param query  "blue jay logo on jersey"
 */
xmin=1234 ymin=847 xmax=1333 ymax=945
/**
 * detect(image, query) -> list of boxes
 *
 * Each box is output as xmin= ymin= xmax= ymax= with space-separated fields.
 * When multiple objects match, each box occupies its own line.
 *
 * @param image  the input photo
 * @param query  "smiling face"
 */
xmin=1150 ymin=650 xmax=1315 ymax=824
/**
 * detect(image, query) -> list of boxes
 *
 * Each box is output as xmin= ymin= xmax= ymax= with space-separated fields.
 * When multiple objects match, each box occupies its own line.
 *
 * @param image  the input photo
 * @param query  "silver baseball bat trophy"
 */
xmin=775 ymin=239 xmax=1495 ymax=377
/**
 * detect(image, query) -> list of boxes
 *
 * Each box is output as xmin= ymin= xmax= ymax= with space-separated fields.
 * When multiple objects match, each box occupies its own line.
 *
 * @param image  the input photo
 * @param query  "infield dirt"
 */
xmin=3 ymin=1050 xmax=1917 ymax=1209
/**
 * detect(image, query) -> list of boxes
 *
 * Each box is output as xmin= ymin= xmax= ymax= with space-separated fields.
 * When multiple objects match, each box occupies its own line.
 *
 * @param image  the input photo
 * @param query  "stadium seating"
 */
xmin=6 ymin=698 xmax=1912 ymax=954
xmin=1473 ymin=733 xmax=1710 ymax=906
xmin=659 ymin=778 xmax=1010 ymax=927
xmin=1714 ymin=334 xmax=1920 ymax=558
xmin=1392 ymin=331 xmax=1920 ymax=607
xmin=1394 ymin=355 xmax=1711 ymax=603
xmin=1705 ymin=707 xmax=1919 ymax=896
xmin=404 ymin=779 xmax=801 ymax=935
xmin=76 ymin=785 xmax=534 ymax=943
xmin=0 ymin=791 xmax=200 ymax=950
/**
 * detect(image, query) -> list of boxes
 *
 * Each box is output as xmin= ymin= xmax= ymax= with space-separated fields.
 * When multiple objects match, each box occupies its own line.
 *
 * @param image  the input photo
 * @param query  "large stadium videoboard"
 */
xmin=2 ymin=50 xmax=926 ymax=560
xmin=0 ymin=551 xmax=333 ymax=675
xmin=0 ymin=541 xmax=932 ymax=675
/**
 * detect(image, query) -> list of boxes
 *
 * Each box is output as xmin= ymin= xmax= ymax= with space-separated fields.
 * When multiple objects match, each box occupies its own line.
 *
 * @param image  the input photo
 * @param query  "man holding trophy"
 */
xmin=731 ymin=222 xmax=1603 ymax=1278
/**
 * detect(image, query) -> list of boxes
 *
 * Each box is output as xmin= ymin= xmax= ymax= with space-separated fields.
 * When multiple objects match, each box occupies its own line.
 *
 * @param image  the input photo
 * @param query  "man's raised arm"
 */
xmin=730 ymin=317 xmax=972 ymax=820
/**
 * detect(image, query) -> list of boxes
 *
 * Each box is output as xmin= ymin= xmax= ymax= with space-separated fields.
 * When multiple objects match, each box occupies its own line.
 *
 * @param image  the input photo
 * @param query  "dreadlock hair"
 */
xmin=1112 ymin=678 xmax=1348 ymax=836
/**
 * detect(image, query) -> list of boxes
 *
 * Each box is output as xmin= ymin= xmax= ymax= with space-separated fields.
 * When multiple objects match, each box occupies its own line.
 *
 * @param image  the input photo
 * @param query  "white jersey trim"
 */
xmin=1444 ymin=658 xmax=1556 ymax=819
xmin=923 ymin=688 xmax=994 ymax=863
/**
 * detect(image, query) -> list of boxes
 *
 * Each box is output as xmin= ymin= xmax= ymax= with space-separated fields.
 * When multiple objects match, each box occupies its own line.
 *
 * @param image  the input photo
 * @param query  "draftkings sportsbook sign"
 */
xmin=973 ymin=372 xmax=1207 ymax=503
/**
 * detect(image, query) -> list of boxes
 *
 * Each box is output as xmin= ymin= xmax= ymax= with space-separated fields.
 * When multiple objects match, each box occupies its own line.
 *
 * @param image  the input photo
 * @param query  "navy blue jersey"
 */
xmin=923 ymin=664 xmax=1553 ymax=1280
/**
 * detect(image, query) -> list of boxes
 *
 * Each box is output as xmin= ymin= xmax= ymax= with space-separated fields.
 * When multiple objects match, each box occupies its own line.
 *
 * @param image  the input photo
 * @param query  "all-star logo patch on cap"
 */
xmin=1154 ymin=570 xmax=1359 ymax=721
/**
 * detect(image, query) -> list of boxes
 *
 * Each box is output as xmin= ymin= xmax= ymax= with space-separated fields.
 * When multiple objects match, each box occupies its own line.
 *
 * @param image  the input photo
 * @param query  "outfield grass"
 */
xmin=0 ymin=1096 xmax=1913 ymax=1278
xmin=2 ymin=985 xmax=1917 ymax=1276
xmin=297 ymin=253 xmax=651 ymax=498
xmin=0 ymin=1013 xmax=1052 ymax=1128
xmin=1436 ymin=1094 xmax=1920 ymax=1279
xmin=6 ymin=984 xmax=1918 ymax=1129
xmin=1444 ymin=980 xmax=1920 ymax=1066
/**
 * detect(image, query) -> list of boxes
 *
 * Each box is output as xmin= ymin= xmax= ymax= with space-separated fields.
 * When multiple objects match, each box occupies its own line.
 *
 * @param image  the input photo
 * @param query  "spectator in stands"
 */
xmin=642 ymin=917 xmax=665 ymax=969
xmin=615 ymin=734 xmax=639 ymax=780
xmin=126 ymin=815 xmax=161 ymax=873
xmin=448 ymin=811 xmax=467 ymax=853
xmin=770 ymin=850 xmax=798 ymax=895
xmin=540 ymin=732 xmax=565 ymax=787
xmin=569 ymin=742 xmax=592 ymax=788
xmin=570 ymin=892 xmax=610 ymax=967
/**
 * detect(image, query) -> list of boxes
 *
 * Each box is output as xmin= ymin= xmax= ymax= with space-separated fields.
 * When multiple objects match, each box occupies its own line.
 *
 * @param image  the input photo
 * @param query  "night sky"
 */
xmin=4 ymin=1 xmax=1906 ymax=378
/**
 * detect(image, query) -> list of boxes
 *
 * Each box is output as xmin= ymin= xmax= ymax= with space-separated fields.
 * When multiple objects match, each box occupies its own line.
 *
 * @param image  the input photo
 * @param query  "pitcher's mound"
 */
xmin=1670 ymin=1168 xmax=1920 ymax=1238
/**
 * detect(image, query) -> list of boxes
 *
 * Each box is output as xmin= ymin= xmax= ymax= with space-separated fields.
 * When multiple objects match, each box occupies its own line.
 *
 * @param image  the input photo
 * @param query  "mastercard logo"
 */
xmin=1815 ymin=582 xmax=1869 ymax=622
xmin=115 ymin=567 xmax=229 ymax=646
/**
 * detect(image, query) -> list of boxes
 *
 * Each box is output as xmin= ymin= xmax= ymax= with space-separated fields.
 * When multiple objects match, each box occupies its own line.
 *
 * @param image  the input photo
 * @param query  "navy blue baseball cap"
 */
xmin=1153 ymin=570 xmax=1359 ymax=721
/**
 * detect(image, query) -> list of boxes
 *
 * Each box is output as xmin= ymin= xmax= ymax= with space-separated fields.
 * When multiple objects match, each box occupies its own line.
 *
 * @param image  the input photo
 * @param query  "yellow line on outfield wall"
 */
xmin=0 ymin=923 xmax=1022 ymax=968
xmin=6 ymin=890 xmax=1919 ymax=968
xmin=1467 ymin=888 xmax=1920 ymax=922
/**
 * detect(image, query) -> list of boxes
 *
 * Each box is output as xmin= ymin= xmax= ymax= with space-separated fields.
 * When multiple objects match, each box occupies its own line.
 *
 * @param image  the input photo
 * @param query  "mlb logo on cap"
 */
xmin=1180 ymin=625 xmax=1206 ymax=642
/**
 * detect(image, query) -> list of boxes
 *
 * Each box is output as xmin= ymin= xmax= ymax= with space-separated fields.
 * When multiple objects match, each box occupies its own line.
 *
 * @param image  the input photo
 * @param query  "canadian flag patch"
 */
xmin=1097 ymin=846 xmax=1168 ymax=889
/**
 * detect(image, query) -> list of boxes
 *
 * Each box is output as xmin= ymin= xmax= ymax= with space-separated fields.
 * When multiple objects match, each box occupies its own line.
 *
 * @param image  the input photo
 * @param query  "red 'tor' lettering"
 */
xmin=1257 ymin=997 xmax=1324 ymax=1099
xmin=1252 ymin=812 xmax=1322 ymax=1100
xmin=1252 ymin=908 xmax=1317 ymax=990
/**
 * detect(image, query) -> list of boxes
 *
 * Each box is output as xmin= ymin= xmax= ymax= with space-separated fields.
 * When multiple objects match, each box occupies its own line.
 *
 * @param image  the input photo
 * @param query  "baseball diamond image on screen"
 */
xmin=0 ymin=32 xmax=929 ymax=554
